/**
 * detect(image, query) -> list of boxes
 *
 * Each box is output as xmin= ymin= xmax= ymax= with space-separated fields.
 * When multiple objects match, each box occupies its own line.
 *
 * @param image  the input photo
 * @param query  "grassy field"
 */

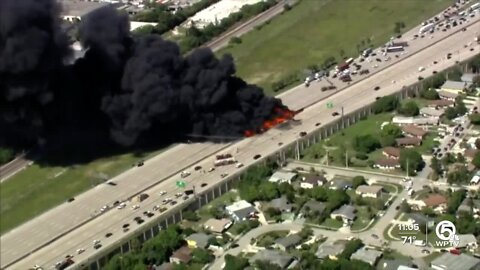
xmin=0 ymin=148 xmax=165 ymax=235
xmin=218 ymin=0 xmax=453 ymax=94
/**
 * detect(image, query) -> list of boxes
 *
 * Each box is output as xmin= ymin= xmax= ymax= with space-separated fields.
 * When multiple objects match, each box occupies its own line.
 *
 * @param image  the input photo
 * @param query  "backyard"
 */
xmin=217 ymin=0 xmax=453 ymax=94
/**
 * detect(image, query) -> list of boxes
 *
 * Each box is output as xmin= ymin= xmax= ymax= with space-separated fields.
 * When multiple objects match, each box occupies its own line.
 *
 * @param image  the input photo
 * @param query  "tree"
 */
xmin=398 ymin=101 xmax=419 ymax=116
xmin=473 ymin=152 xmax=480 ymax=169
xmin=352 ymin=176 xmax=367 ymax=188
xmin=445 ymin=107 xmax=458 ymax=120
xmin=447 ymin=167 xmax=471 ymax=185
xmin=183 ymin=210 xmax=200 ymax=221
xmin=420 ymin=88 xmax=440 ymax=100
xmin=225 ymin=254 xmax=249 ymax=270
xmin=400 ymin=201 xmax=411 ymax=213
xmin=229 ymin=36 xmax=242 ymax=45
xmin=447 ymin=190 xmax=466 ymax=214
xmin=0 ymin=148 xmax=14 ymax=165
xmin=380 ymin=135 xmax=396 ymax=147
xmin=476 ymin=138 xmax=480 ymax=149
xmin=380 ymin=124 xmax=402 ymax=138
xmin=470 ymin=113 xmax=480 ymax=125
xmin=430 ymin=157 xmax=442 ymax=175
xmin=448 ymin=68 xmax=463 ymax=81
xmin=192 ymin=248 xmax=214 ymax=264
xmin=455 ymin=100 xmax=468 ymax=116
xmin=340 ymin=239 xmax=363 ymax=259
xmin=399 ymin=149 xmax=424 ymax=175
xmin=353 ymin=135 xmax=381 ymax=153
xmin=299 ymin=226 xmax=313 ymax=239
xmin=372 ymin=95 xmax=399 ymax=114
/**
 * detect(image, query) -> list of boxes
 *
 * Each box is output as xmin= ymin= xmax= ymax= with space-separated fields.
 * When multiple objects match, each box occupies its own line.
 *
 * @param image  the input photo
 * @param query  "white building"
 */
xmin=355 ymin=185 xmax=383 ymax=198
xmin=269 ymin=171 xmax=297 ymax=184
xmin=225 ymin=200 xmax=257 ymax=222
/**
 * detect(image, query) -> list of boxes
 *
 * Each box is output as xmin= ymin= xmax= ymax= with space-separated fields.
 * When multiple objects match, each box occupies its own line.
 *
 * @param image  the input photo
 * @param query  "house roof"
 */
xmin=375 ymin=158 xmax=400 ymax=167
xmin=249 ymin=249 xmax=294 ymax=269
xmin=409 ymin=213 xmax=431 ymax=225
xmin=186 ymin=233 xmax=212 ymax=248
xmin=431 ymin=253 xmax=480 ymax=270
xmin=315 ymin=241 xmax=346 ymax=259
xmin=270 ymin=196 xmax=293 ymax=211
xmin=392 ymin=116 xmax=439 ymax=125
xmin=269 ymin=171 xmax=297 ymax=183
xmin=428 ymin=99 xmax=454 ymax=107
xmin=383 ymin=147 xmax=401 ymax=157
xmin=275 ymin=234 xmax=303 ymax=249
xmin=170 ymin=246 xmax=192 ymax=263
xmin=441 ymin=80 xmax=467 ymax=90
xmin=332 ymin=204 xmax=356 ymax=220
xmin=401 ymin=125 xmax=427 ymax=137
xmin=462 ymin=73 xmax=477 ymax=83
xmin=61 ymin=0 xmax=110 ymax=17
xmin=302 ymin=200 xmax=327 ymax=214
xmin=465 ymin=149 xmax=479 ymax=159
xmin=438 ymin=90 xmax=459 ymax=99
xmin=304 ymin=175 xmax=327 ymax=185
xmin=356 ymin=185 xmax=383 ymax=195
xmin=204 ymin=218 xmax=231 ymax=233
xmin=378 ymin=259 xmax=415 ymax=270
xmin=423 ymin=194 xmax=448 ymax=207
xmin=351 ymin=247 xmax=383 ymax=265
xmin=457 ymin=234 xmax=477 ymax=248
xmin=396 ymin=137 xmax=422 ymax=146
xmin=226 ymin=200 xmax=256 ymax=220
xmin=420 ymin=107 xmax=445 ymax=117
xmin=155 ymin=262 xmax=173 ymax=270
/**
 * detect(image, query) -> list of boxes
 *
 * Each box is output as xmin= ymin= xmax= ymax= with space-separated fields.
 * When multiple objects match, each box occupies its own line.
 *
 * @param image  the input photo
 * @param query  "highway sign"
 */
xmin=176 ymin=181 xmax=186 ymax=188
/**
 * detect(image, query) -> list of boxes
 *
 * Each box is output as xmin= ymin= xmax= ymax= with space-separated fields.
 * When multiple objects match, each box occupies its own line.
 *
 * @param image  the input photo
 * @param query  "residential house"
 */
xmin=185 ymin=233 xmax=212 ymax=249
xmin=438 ymin=90 xmax=458 ymax=101
xmin=169 ymin=246 xmax=192 ymax=264
xmin=430 ymin=253 xmax=480 ymax=270
xmin=330 ymin=205 xmax=356 ymax=224
xmin=355 ymin=185 xmax=383 ymax=198
xmin=269 ymin=171 xmax=297 ymax=184
xmin=300 ymin=175 xmax=327 ymax=189
xmin=427 ymin=99 xmax=455 ymax=108
xmin=274 ymin=234 xmax=303 ymax=251
xmin=382 ymin=147 xmax=401 ymax=159
xmin=328 ymin=178 xmax=353 ymax=190
xmin=269 ymin=196 xmax=293 ymax=213
xmin=301 ymin=200 xmax=326 ymax=216
xmin=471 ymin=171 xmax=480 ymax=185
xmin=422 ymin=194 xmax=448 ymax=213
xmin=249 ymin=249 xmax=296 ymax=269
xmin=457 ymin=234 xmax=478 ymax=249
xmin=441 ymin=80 xmax=469 ymax=93
xmin=420 ymin=107 xmax=445 ymax=118
xmin=461 ymin=73 xmax=477 ymax=84
xmin=401 ymin=125 xmax=427 ymax=139
xmin=467 ymin=137 xmax=478 ymax=149
xmin=378 ymin=259 xmax=417 ymax=270
xmin=203 ymin=218 xmax=232 ymax=234
xmin=225 ymin=200 xmax=257 ymax=222
xmin=409 ymin=213 xmax=435 ymax=228
xmin=351 ymin=247 xmax=383 ymax=266
xmin=465 ymin=149 xmax=479 ymax=162
xmin=374 ymin=158 xmax=401 ymax=170
xmin=396 ymin=137 xmax=422 ymax=147
xmin=392 ymin=116 xmax=439 ymax=126
xmin=315 ymin=241 xmax=346 ymax=260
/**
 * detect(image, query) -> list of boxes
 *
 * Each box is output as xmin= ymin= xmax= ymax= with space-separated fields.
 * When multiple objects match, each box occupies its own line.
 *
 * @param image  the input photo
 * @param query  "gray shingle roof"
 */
xmin=332 ymin=205 xmax=356 ymax=220
xmin=302 ymin=200 xmax=326 ymax=214
xmin=249 ymin=249 xmax=294 ymax=269
xmin=431 ymin=253 xmax=480 ymax=270
xmin=270 ymin=196 xmax=292 ymax=212
xmin=275 ymin=234 xmax=302 ymax=249
xmin=186 ymin=233 xmax=212 ymax=248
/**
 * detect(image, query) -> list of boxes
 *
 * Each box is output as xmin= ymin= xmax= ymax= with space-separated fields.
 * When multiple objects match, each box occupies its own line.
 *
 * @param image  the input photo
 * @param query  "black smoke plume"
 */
xmin=1 ymin=2 xmax=287 ymax=148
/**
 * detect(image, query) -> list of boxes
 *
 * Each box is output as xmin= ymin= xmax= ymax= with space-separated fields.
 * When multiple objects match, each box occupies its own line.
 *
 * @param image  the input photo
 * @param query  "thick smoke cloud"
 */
xmin=0 ymin=0 xmax=70 ymax=141
xmin=0 ymin=2 xmax=287 ymax=147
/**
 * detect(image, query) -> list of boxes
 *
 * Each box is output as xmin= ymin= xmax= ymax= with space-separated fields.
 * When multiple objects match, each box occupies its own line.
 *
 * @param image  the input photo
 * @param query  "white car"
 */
xmin=131 ymin=205 xmax=140 ymax=210
xmin=100 ymin=205 xmax=108 ymax=212
xmin=93 ymin=240 xmax=100 ymax=245
xmin=175 ymin=192 xmax=183 ymax=198
xmin=180 ymin=171 xmax=191 ymax=178
xmin=77 ymin=248 xmax=85 ymax=254
xmin=32 ymin=265 xmax=43 ymax=270
xmin=235 ymin=163 xmax=244 ymax=168
xmin=159 ymin=191 xmax=167 ymax=196
xmin=117 ymin=203 xmax=126 ymax=209
xmin=208 ymin=167 xmax=215 ymax=172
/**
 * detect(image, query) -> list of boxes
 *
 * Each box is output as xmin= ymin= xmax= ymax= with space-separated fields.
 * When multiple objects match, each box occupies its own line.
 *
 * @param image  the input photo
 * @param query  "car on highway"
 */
xmin=170 ymin=200 xmax=177 ymax=206
xmin=76 ymin=248 xmax=85 ymax=255
xmin=253 ymin=154 xmax=261 ymax=160
xmin=137 ymin=161 xmax=144 ymax=167
xmin=131 ymin=205 xmax=140 ymax=210
xmin=235 ymin=163 xmax=244 ymax=168
xmin=201 ymin=183 xmax=208 ymax=187
xmin=194 ymin=166 xmax=202 ymax=171
xmin=159 ymin=207 xmax=167 ymax=213
xmin=175 ymin=192 xmax=183 ymax=198
xmin=332 ymin=112 xmax=339 ymax=116
xmin=93 ymin=240 xmax=101 ymax=245
xmin=221 ymin=173 xmax=228 ymax=178
xmin=159 ymin=190 xmax=167 ymax=196
xmin=299 ymin=131 xmax=307 ymax=137
xmin=162 ymin=198 xmax=171 ymax=205
xmin=315 ymin=122 xmax=321 ymax=127
xmin=371 ymin=234 xmax=379 ymax=239
xmin=231 ymin=243 xmax=239 ymax=248
xmin=32 ymin=265 xmax=43 ymax=270
xmin=117 ymin=202 xmax=126 ymax=209
xmin=374 ymin=86 xmax=380 ymax=91
xmin=208 ymin=167 xmax=215 ymax=172
xmin=67 ymin=197 xmax=75 ymax=203
xmin=183 ymin=195 xmax=189 ymax=200
xmin=105 ymin=232 xmax=113 ymax=238
xmin=278 ymin=142 xmax=283 ymax=146
xmin=122 ymin=223 xmax=129 ymax=228
xmin=100 ymin=205 xmax=108 ymax=212
xmin=422 ymin=249 xmax=431 ymax=254
xmin=180 ymin=171 xmax=191 ymax=178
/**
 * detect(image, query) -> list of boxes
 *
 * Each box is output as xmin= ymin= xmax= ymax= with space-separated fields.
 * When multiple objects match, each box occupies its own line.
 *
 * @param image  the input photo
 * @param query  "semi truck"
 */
xmin=386 ymin=46 xmax=404 ymax=53
xmin=214 ymin=158 xmax=236 ymax=166
xmin=419 ymin=23 xmax=435 ymax=34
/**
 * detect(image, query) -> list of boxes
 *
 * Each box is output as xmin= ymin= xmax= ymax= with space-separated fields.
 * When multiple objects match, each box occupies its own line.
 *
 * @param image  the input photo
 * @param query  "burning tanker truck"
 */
xmin=214 ymin=154 xmax=236 ymax=167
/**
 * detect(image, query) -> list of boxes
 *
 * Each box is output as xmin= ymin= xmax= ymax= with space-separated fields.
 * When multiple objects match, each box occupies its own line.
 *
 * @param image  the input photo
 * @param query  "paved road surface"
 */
xmin=3 ymin=14 xmax=480 ymax=270
xmin=0 ymin=154 xmax=31 ymax=183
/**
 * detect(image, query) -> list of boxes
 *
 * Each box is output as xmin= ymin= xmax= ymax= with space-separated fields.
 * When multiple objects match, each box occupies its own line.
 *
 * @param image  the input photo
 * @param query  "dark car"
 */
xmin=375 ymin=96 xmax=381 ymax=100
xmin=105 ymin=233 xmax=113 ymax=238
xmin=433 ymin=61 xmax=438 ymax=64
xmin=315 ymin=122 xmax=321 ymax=127
xmin=201 ymin=183 xmax=208 ymax=187
xmin=278 ymin=142 xmax=283 ymax=146
xmin=113 ymin=200 xmax=120 ymax=206
xmin=122 ymin=223 xmax=129 ymax=228
xmin=231 ymin=243 xmax=239 ymax=248
xmin=194 ymin=165 xmax=202 ymax=171
xmin=67 ymin=198 xmax=75 ymax=203
xmin=332 ymin=112 xmax=339 ymax=116
xmin=299 ymin=131 xmax=307 ymax=137
xmin=374 ymin=86 xmax=380 ymax=91
xmin=253 ymin=154 xmax=261 ymax=160
xmin=107 ymin=182 xmax=117 ymax=186
xmin=94 ymin=244 xmax=102 ymax=250
xmin=170 ymin=200 xmax=177 ymax=206
xmin=137 ymin=161 xmax=144 ymax=167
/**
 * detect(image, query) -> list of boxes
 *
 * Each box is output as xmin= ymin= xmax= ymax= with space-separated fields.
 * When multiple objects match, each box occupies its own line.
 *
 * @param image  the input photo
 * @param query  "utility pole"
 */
xmin=345 ymin=150 xmax=349 ymax=168
xmin=326 ymin=150 xmax=329 ymax=166
xmin=406 ymin=158 xmax=409 ymax=178
xmin=295 ymin=140 xmax=300 ymax=160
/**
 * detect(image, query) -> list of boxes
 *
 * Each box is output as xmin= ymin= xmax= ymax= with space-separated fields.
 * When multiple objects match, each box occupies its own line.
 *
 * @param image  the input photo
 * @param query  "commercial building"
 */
xmin=225 ymin=200 xmax=257 ymax=222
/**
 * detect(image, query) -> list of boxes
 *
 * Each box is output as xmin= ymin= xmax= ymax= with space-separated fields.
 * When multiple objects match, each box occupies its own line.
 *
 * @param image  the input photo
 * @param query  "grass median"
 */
xmin=218 ymin=0 xmax=452 ymax=95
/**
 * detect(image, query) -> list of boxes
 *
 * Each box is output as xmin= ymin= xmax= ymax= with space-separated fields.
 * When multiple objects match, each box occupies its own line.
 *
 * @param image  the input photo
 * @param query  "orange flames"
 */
xmin=244 ymin=107 xmax=300 ymax=137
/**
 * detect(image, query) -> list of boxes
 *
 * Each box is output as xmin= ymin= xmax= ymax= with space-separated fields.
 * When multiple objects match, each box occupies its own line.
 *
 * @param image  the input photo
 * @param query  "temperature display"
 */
xmin=397 ymin=223 xmax=423 ymax=245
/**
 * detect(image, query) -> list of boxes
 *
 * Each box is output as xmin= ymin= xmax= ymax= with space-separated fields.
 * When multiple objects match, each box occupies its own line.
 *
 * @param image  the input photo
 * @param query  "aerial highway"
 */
xmin=5 ymin=14 xmax=480 ymax=269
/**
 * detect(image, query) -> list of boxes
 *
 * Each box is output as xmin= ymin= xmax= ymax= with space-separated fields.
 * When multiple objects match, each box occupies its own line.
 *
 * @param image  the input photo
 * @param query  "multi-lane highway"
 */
xmin=5 ymin=14 xmax=480 ymax=269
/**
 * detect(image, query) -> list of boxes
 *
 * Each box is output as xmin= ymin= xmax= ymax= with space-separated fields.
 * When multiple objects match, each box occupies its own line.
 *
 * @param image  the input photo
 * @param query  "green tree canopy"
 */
xmin=398 ymin=101 xmax=419 ymax=116
xmin=399 ymin=149 xmax=424 ymax=175
xmin=352 ymin=176 xmax=367 ymax=188
xmin=372 ymin=95 xmax=399 ymax=114
xmin=352 ymin=135 xmax=381 ymax=153
xmin=472 ymin=152 xmax=480 ymax=169
xmin=380 ymin=124 xmax=402 ymax=138
xmin=470 ymin=113 xmax=480 ymax=125
xmin=224 ymin=254 xmax=249 ymax=270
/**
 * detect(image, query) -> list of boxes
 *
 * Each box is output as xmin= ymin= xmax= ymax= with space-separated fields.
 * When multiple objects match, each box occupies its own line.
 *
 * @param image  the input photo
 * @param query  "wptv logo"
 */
xmin=435 ymin=220 xmax=460 ymax=247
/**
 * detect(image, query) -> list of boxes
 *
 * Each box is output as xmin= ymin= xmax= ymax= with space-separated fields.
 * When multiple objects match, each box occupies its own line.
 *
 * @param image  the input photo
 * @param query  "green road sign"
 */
xmin=327 ymin=102 xmax=334 ymax=108
xmin=176 ymin=181 xmax=186 ymax=188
